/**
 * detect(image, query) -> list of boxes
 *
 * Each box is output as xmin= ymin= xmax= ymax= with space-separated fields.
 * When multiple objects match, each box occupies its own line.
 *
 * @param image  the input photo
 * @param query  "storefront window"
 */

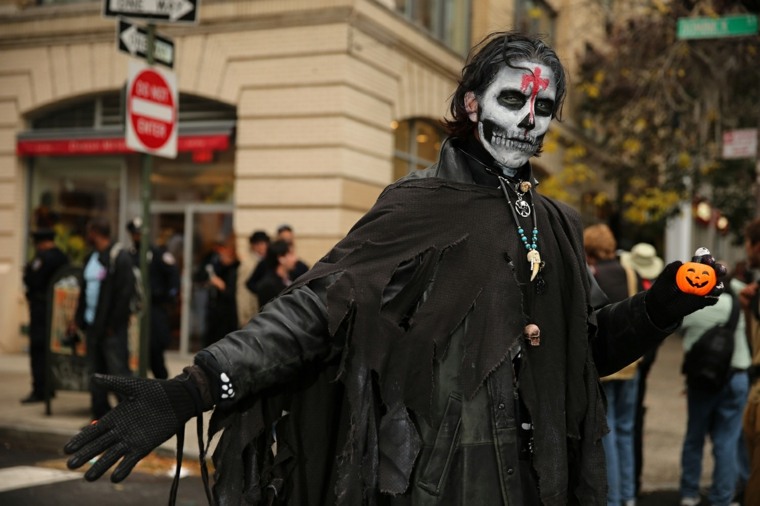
xmin=29 ymin=157 xmax=123 ymax=265
xmin=393 ymin=118 xmax=445 ymax=180
xmin=393 ymin=0 xmax=471 ymax=55
xmin=148 ymin=149 xmax=235 ymax=203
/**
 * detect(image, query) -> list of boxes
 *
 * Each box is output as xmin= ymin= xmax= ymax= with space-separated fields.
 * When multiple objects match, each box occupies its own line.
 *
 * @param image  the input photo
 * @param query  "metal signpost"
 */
xmin=106 ymin=0 xmax=197 ymax=376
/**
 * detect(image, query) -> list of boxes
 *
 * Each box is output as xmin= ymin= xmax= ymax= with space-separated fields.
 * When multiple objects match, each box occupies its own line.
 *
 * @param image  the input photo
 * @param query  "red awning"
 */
xmin=16 ymin=134 xmax=230 ymax=156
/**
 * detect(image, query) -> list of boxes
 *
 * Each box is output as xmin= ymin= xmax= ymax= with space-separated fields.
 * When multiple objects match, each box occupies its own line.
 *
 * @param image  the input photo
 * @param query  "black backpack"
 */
xmin=681 ymin=288 xmax=739 ymax=393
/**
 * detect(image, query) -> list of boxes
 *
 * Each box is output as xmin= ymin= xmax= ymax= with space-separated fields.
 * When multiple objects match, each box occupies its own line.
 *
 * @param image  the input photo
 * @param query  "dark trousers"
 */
xmin=86 ymin=324 xmax=131 ymax=419
xmin=28 ymin=304 xmax=48 ymax=397
xmin=149 ymin=304 xmax=170 ymax=380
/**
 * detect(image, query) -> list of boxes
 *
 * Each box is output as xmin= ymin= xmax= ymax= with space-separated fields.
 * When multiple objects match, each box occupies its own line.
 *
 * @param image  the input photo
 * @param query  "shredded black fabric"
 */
xmin=206 ymin=172 xmax=607 ymax=504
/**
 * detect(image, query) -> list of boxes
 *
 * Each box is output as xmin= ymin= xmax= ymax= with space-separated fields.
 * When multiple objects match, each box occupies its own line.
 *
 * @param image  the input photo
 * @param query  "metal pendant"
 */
xmin=514 ymin=196 xmax=531 ymax=217
xmin=523 ymin=323 xmax=541 ymax=346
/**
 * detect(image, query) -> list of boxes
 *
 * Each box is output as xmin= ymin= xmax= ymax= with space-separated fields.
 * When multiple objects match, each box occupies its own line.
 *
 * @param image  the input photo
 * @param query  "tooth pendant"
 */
xmin=527 ymin=249 xmax=541 ymax=281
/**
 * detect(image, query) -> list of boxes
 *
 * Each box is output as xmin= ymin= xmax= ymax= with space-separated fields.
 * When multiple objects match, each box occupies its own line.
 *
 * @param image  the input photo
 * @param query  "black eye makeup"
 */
xmin=497 ymin=90 xmax=527 ymax=109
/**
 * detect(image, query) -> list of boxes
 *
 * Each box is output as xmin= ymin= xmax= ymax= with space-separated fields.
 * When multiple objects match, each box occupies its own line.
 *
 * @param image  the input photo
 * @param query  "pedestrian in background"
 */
xmin=621 ymin=242 xmax=664 ymax=495
xmin=21 ymin=228 xmax=68 ymax=403
xmin=740 ymin=218 xmax=760 ymax=505
xmin=275 ymin=224 xmax=309 ymax=280
xmin=126 ymin=217 xmax=180 ymax=379
xmin=198 ymin=234 xmax=239 ymax=347
xmin=585 ymin=224 xmax=641 ymax=506
xmin=71 ymin=217 xmax=135 ymax=420
xmin=238 ymin=230 xmax=269 ymax=325
xmin=678 ymin=265 xmax=750 ymax=506
xmin=256 ymin=239 xmax=298 ymax=308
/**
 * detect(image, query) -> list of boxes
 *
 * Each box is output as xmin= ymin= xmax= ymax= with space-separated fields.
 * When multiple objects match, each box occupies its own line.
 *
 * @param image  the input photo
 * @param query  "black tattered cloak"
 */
xmin=208 ymin=171 xmax=607 ymax=505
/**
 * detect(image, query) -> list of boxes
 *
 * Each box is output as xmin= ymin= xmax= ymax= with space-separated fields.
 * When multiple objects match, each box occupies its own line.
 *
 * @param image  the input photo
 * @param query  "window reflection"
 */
xmin=29 ymin=157 xmax=122 ymax=265
xmin=393 ymin=118 xmax=445 ymax=180
xmin=150 ymin=150 xmax=235 ymax=203
xmin=515 ymin=0 xmax=556 ymax=43
xmin=393 ymin=0 xmax=471 ymax=55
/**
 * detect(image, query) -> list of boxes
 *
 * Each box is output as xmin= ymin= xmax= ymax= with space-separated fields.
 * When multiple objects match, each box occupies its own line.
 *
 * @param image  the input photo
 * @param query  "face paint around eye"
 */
xmin=474 ymin=61 xmax=557 ymax=170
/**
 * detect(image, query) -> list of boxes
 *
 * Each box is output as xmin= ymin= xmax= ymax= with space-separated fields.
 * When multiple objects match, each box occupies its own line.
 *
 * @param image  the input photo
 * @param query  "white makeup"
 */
xmin=467 ymin=61 xmax=557 ymax=170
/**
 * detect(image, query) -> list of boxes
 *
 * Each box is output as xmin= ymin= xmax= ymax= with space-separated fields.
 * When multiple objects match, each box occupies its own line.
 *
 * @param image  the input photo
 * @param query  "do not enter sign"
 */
xmin=126 ymin=61 xmax=178 ymax=158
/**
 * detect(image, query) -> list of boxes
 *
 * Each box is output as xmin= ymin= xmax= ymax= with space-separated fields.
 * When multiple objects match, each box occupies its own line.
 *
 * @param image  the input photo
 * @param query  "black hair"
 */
xmin=444 ymin=31 xmax=567 ymax=138
xmin=249 ymin=230 xmax=270 ymax=244
xmin=264 ymin=240 xmax=292 ymax=271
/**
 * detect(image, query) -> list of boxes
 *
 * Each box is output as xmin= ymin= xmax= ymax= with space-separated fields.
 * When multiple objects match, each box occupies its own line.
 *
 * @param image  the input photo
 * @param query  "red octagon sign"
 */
xmin=126 ymin=63 xmax=177 ymax=157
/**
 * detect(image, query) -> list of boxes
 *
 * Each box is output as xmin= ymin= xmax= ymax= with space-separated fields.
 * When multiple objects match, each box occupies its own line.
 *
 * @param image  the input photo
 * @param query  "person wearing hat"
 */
xmin=620 ymin=242 xmax=665 ymax=496
xmin=620 ymin=243 xmax=665 ymax=290
xmin=126 ymin=217 xmax=180 ymax=380
xmin=22 ymin=228 xmax=68 ymax=403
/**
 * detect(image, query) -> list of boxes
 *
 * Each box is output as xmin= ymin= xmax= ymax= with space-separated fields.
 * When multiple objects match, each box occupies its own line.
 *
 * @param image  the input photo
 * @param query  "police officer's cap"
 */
xmin=31 ymin=228 xmax=55 ymax=243
xmin=126 ymin=217 xmax=142 ymax=234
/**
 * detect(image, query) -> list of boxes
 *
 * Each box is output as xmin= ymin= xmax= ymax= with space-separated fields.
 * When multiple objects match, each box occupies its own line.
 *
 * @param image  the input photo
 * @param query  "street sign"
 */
xmin=677 ymin=14 xmax=758 ymax=40
xmin=126 ymin=60 xmax=178 ymax=158
xmin=117 ymin=19 xmax=174 ymax=68
xmin=722 ymin=128 xmax=758 ymax=160
xmin=104 ymin=0 xmax=198 ymax=24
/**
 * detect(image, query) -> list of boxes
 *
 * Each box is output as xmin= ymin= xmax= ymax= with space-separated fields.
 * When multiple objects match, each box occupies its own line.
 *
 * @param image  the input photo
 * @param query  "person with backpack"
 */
xmin=678 ymin=265 xmax=751 ymax=506
xmin=70 ymin=216 xmax=137 ymax=420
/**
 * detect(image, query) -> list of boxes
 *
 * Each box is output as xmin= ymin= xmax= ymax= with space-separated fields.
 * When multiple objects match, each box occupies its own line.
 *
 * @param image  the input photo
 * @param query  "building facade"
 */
xmin=0 ymin=0 xmax=606 ymax=356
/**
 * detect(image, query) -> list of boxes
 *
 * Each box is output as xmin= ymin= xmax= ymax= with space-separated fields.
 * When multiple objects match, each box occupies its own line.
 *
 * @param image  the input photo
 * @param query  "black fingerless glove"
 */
xmin=645 ymin=260 xmax=725 ymax=329
xmin=64 ymin=367 xmax=214 ymax=483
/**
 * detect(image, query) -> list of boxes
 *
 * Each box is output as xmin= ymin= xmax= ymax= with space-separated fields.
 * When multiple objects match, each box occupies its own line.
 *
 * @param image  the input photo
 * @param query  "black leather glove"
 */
xmin=645 ymin=258 xmax=727 ymax=329
xmin=64 ymin=371 xmax=209 ymax=482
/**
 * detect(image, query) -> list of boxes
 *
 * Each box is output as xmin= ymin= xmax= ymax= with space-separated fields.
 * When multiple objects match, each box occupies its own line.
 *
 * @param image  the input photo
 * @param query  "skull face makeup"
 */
xmin=466 ymin=61 xmax=557 ymax=169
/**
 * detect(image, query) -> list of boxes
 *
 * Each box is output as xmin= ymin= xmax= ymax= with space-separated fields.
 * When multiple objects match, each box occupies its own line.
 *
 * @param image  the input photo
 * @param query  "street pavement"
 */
xmin=0 ymin=335 xmax=720 ymax=503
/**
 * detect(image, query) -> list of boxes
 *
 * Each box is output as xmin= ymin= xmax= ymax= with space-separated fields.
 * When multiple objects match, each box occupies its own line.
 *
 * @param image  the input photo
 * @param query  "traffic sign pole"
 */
xmin=137 ymin=24 xmax=156 ymax=379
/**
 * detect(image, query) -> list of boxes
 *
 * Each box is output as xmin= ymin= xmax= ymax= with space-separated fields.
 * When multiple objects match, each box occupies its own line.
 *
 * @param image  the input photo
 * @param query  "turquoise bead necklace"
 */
xmin=498 ymin=176 xmax=542 ymax=282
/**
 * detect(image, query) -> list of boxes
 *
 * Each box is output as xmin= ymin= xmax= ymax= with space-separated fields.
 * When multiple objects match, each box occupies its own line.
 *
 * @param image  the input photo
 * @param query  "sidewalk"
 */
xmin=0 ymin=351 xmax=210 ymax=459
xmin=0 ymin=336 xmax=707 ymax=495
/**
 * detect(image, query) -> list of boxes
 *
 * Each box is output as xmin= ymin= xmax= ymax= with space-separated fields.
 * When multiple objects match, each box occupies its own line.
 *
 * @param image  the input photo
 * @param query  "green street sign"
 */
xmin=677 ymin=14 xmax=758 ymax=40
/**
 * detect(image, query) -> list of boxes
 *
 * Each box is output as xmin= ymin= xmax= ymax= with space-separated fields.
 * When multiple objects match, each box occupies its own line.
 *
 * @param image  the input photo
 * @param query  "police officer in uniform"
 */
xmin=22 ymin=228 xmax=68 ymax=403
xmin=126 ymin=218 xmax=180 ymax=379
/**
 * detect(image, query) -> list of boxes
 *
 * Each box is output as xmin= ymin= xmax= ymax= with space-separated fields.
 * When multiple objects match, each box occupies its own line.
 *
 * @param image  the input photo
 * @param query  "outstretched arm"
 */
xmin=64 ymin=279 xmax=332 ymax=482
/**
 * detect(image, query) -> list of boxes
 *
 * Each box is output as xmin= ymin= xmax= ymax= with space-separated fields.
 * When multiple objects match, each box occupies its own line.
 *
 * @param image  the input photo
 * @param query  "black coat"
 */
xmin=197 ymin=138 xmax=673 ymax=505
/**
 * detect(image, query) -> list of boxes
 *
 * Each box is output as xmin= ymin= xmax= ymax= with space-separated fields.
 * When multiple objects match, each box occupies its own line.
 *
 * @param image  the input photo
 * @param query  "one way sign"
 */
xmin=104 ymin=0 xmax=198 ymax=24
xmin=117 ymin=19 xmax=174 ymax=68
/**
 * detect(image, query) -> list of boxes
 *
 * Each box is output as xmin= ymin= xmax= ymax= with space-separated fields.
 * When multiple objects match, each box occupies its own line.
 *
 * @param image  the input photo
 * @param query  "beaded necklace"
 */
xmin=498 ymin=176 xmax=542 ymax=282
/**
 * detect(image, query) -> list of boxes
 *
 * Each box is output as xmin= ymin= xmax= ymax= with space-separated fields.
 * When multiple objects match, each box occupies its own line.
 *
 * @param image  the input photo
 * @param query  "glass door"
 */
xmin=150 ymin=204 xmax=233 ymax=355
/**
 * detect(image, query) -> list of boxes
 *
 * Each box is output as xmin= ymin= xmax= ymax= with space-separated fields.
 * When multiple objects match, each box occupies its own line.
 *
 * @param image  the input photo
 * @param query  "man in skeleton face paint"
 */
xmin=64 ymin=32 xmax=725 ymax=506
xmin=465 ymin=62 xmax=556 ymax=171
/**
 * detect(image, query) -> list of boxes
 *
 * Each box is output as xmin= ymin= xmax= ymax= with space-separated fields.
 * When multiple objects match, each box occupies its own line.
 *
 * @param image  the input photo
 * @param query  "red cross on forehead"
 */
xmin=520 ymin=66 xmax=551 ymax=125
xmin=520 ymin=67 xmax=550 ymax=95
